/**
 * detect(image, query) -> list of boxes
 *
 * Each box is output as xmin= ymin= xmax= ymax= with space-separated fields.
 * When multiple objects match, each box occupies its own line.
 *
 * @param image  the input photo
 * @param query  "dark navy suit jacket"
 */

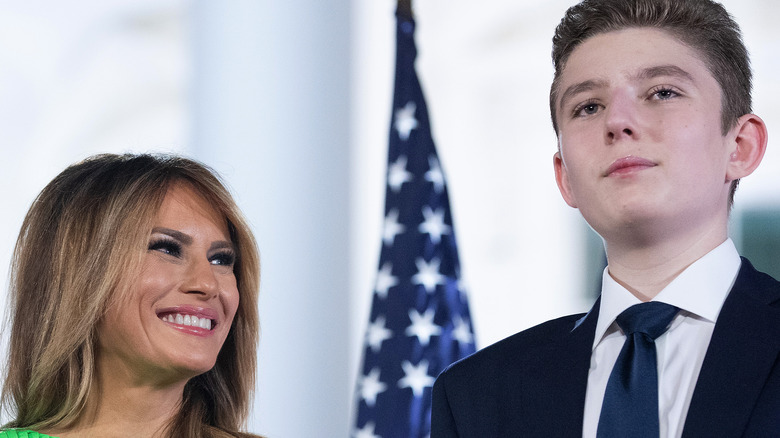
xmin=432 ymin=258 xmax=780 ymax=437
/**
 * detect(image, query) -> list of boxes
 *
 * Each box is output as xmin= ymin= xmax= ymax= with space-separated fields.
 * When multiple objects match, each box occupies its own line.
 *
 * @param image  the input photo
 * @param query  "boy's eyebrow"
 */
xmin=558 ymin=79 xmax=608 ymax=112
xmin=634 ymin=64 xmax=694 ymax=82
xmin=558 ymin=64 xmax=695 ymax=111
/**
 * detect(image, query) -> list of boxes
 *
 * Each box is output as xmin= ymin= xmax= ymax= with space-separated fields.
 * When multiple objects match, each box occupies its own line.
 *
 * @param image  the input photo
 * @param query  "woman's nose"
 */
xmin=182 ymin=259 xmax=220 ymax=299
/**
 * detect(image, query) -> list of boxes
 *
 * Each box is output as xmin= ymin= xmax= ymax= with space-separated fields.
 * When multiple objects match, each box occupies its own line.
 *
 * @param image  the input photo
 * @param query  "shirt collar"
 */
xmin=593 ymin=238 xmax=741 ymax=350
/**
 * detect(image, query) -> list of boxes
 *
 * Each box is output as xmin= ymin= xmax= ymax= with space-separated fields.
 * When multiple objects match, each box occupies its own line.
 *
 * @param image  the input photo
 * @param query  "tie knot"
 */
xmin=615 ymin=302 xmax=679 ymax=340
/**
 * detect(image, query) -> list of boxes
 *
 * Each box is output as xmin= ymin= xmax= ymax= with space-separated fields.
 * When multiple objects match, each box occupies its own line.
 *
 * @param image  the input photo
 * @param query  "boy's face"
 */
xmin=553 ymin=27 xmax=735 ymax=243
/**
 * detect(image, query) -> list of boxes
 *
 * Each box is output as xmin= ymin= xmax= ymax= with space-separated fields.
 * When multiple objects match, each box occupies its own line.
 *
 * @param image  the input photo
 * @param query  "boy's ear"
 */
xmin=554 ymin=151 xmax=578 ymax=208
xmin=726 ymin=113 xmax=768 ymax=182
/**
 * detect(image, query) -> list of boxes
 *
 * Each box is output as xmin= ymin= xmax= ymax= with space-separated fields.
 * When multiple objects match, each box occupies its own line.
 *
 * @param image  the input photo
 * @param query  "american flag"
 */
xmin=353 ymin=8 xmax=477 ymax=438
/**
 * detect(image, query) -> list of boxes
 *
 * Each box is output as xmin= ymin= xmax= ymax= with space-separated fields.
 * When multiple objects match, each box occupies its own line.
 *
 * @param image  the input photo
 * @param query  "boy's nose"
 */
xmin=604 ymin=92 xmax=639 ymax=143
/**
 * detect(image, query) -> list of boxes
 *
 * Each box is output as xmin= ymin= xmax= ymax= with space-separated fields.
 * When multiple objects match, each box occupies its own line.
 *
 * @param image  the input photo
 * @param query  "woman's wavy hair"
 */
xmin=1 ymin=153 xmax=260 ymax=438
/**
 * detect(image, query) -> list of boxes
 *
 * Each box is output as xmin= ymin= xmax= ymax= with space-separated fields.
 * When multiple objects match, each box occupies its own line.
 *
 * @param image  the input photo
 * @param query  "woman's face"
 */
xmin=97 ymin=183 xmax=240 ymax=385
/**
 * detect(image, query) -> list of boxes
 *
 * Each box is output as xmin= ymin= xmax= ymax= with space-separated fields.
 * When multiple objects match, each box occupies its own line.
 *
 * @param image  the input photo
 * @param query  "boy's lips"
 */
xmin=604 ymin=156 xmax=657 ymax=176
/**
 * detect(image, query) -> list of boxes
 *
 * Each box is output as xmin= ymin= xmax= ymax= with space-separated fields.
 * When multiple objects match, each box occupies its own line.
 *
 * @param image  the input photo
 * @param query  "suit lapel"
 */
xmin=521 ymin=298 xmax=599 ymax=436
xmin=682 ymin=259 xmax=780 ymax=437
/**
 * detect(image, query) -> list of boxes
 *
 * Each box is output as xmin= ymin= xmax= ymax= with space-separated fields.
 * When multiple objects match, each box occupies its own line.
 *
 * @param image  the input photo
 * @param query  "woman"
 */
xmin=1 ymin=154 xmax=261 ymax=437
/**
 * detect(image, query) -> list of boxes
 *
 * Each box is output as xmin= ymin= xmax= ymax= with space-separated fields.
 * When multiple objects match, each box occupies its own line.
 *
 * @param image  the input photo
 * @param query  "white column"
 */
xmin=190 ymin=1 xmax=353 ymax=436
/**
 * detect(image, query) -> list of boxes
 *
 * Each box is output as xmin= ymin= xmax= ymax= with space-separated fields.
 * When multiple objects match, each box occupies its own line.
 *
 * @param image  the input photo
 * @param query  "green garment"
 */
xmin=0 ymin=431 xmax=56 ymax=438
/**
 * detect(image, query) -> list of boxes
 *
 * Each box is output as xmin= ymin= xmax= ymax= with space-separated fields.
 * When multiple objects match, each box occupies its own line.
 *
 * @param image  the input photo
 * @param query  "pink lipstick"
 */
xmin=157 ymin=306 xmax=219 ymax=337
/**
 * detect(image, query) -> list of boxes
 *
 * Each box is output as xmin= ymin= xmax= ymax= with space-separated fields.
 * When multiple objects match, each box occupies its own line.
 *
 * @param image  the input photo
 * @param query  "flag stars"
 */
xmin=398 ymin=359 xmax=436 ymax=397
xmin=394 ymin=101 xmax=418 ymax=141
xmin=411 ymin=257 xmax=446 ymax=294
xmin=366 ymin=315 xmax=393 ymax=353
xmin=359 ymin=368 xmax=388 ymax=408
xmin=356 ymin=15 xmax=477 ymax=436
xmin=452 ymin=315 xmax=475 ymax=345
xmin=375 ymin=262 xmax=399 ymax=299
xmin=406 ymin=308 xmax=442 ymax=347
xmin=457 ymin=277 xmax=470 ymax=302
xmin=382 ymin=209 xmax=405 ymax=246
xmin=387 ymin=156 xmax=413 ymax=193
xmin=419 ymin=205 xmax=451 ymax=245
xmin=425 ymin=156 xmax=445 ymax=194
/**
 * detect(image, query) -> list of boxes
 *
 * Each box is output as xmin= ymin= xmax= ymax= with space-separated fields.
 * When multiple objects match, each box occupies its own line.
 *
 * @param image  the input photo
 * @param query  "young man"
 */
xmin=432 ymin=0 xmax=779 ymax=436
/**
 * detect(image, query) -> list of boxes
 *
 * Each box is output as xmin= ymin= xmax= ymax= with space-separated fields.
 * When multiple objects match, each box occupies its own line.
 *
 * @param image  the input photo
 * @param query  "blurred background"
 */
xmin=1 ymin=0 xmax=778 ymax=436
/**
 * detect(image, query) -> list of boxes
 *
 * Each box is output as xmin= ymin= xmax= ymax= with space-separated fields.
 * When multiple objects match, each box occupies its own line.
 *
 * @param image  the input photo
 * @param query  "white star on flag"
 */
xmin=418 ymin=205 xmax=451 ymax=245
xmin=394 ymin=101 xmax=418 ymax=141
xmin=374 ymin=262 xmax=399 ymax=299
xmin=458 ymin=277 xmax=470 ymax=301
xmin=387 ymin=155 xmax=413 ymax=193
xmin=406 ymin=308 xmax=442 ymax=346
xmin=425 ymin=156 xmax=445 ymax=194
xmin=451 ymin=315 xmax=474 ymax=345
xmin=366 ymin=315 xmax=393 ymax=353
xmin=353 ymin=421 xmax=382 ymax=438
xmin=398 ymin=359 xmax=436 ymax=397
xmin=359 ymin=368 xmax=388 ymax=408
xmin=411 ymin=257 xmax=446 ymax=294
xmin=382 ymin=209 xmax=405 ymax=246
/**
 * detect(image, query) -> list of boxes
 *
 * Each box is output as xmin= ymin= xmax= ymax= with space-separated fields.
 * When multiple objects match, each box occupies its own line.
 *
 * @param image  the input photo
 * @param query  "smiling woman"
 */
xmin=0 ymin=154 xmax=261 ymax=438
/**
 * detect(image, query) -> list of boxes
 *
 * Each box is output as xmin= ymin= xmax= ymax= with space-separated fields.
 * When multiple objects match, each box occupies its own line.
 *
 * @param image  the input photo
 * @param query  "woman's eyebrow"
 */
xmin=210 ymin=241 xmax=236 ymax=252
xmin=151 ymin=227 xmax=193 ymax=245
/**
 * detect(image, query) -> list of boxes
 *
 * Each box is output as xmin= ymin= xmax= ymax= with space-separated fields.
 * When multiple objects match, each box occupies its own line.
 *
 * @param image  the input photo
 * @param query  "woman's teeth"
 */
xmin=161 ymin=313 xmax=212 ymax=330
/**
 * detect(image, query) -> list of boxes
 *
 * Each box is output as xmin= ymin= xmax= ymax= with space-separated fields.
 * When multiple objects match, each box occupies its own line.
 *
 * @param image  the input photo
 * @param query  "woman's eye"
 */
xmin=148 ymin=239 xmax=182 ymax=257
xmin=210 ymin=251 xmax=236 ymax=267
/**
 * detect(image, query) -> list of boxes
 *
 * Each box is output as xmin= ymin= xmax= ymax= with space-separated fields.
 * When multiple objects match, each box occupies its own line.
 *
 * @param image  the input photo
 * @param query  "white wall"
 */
xmin=0 ymin=1 xmax=778 ymax=437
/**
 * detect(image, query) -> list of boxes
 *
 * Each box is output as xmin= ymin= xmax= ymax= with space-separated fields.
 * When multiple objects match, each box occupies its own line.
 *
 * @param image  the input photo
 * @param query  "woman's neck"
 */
xmin=44 ymin=359 xmax=188 ymax=438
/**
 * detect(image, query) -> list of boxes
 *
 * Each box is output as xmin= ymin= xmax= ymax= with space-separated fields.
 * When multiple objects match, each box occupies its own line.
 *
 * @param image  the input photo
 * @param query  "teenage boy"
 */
xmin=432 ymin=0 xmax=779 ymax=436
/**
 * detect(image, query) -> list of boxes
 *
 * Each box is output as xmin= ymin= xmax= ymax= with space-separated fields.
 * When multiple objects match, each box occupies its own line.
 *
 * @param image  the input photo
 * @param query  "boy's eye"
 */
xmin=148 ymin=239 xmax=182 ymax=257
xmin=650 ymin=87 xmax=680 ymax=100
xmin=573 ymin=101 xmax=602 ymax=117
xmin=581 ymin=104 xmax=599 ymax=114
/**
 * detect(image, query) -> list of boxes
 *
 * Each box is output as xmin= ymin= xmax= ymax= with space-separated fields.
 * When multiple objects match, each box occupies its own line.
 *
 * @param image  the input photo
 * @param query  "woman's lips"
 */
xmin=157 ymin=305 xmax=218 ymax=321
xmin=604 ymin=156 xmax=657 ymax=176
xmin=156 ymin=305 xmax=219 ymax=336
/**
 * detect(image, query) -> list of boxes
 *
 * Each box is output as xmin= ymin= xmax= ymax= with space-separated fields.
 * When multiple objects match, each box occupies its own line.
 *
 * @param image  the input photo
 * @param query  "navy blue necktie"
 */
xmin=596 ymin=302 xmax=680 ymax=437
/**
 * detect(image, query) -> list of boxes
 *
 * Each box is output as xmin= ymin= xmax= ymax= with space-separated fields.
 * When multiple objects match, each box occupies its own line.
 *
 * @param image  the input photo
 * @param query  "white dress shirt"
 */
xmin=581 ymin=239 xmax=741 ymax=438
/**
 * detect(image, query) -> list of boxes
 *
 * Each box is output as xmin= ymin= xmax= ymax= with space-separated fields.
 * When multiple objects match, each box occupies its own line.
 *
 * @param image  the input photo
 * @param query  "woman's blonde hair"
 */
xmin=2 ymin=153 xmax=260 ymax=437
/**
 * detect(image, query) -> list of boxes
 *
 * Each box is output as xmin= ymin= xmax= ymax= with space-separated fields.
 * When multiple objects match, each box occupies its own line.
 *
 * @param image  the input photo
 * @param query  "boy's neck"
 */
xmin=604 ymin=224 xmax=729 ymax=301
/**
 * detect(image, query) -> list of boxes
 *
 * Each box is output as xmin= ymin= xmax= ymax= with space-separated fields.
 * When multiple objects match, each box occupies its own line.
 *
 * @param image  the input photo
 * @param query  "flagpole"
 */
xmin=397 ymin=0 xmax=413 ymax=19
